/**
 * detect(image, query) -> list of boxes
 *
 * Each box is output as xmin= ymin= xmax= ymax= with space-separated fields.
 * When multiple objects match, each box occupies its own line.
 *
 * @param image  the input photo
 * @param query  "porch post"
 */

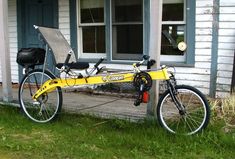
xmin=147 ymin=0 xmax=162 ymax=116
xmin=0 ymin=0 xmax=13 ymax=102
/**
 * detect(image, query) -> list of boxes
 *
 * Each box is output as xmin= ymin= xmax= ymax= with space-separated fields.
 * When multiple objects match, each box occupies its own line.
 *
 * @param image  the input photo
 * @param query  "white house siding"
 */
xmin=0 ymin=0 xmax=19 ymax=83
xmin=0 ymin=0 xmax=70 ymax=83
xmin=174 ymin=0 xmax=214 ymax=95
xmin=217 ymin=0 xmax=235 ymax=97
xmin=176 ymin=0 xmax=235 ymax=97
xmin=8 ymin=0 xmax=18 ymax=83
xmin=58 ymin=0 xmax=70 ymax=44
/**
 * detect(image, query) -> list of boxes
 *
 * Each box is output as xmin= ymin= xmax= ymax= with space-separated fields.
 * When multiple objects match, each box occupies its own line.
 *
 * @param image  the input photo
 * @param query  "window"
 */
xmin=112 ymin=0 xmax=143 ymax=61
xmin=78 ymin=0 xmax=105 ymax=58
xmin=75 ymin=0 xmax=194 ymax=63
xmin=77 ymin=0 xmax=144 ymax=61
xmin=161 ymin=0 xmax=186 ymax=62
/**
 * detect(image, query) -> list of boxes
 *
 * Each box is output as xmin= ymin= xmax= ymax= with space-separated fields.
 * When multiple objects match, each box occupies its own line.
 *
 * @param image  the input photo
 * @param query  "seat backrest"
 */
xmin=35 ymin=26 xmax=76 ymax=64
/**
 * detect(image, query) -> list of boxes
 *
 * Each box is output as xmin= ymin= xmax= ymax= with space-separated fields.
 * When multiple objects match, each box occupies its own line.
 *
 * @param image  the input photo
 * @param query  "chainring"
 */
xmin=133 ymin=72 xmax=152 ymax=91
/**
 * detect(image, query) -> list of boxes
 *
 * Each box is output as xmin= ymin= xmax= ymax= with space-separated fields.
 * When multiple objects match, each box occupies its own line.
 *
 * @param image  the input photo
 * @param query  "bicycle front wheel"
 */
xmin=157 ymin=85 xmax=210 ymax=135
xmin=19 ymin=69 xmax=63 ymax=123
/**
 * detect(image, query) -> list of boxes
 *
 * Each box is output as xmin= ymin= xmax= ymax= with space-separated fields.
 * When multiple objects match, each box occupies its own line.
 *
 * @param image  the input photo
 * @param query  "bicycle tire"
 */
xmin=19 ymin=69 xmax=63 ymax=123
xmin=157 ymin=85 xmax=210 ymax=135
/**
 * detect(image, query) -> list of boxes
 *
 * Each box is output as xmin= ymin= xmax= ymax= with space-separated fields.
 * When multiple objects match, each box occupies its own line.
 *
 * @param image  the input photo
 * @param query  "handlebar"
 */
xmin=94 ymin=57 xmax=104 ymax=68
xmin=135 ymin=55 xmax=155 ymax=68
xmin=94 ymin=56 xmax=155 ymax=74
xmin=143 ymin=55 xmax=150 ymax=60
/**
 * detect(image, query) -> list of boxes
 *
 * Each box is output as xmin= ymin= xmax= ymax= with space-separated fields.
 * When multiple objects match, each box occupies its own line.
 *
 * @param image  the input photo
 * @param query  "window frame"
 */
xmin=77 ymin=0 xmax=107 ymax=59
xmin=161 ymin=0 xmax=195 ymax=65
xmin=185 ymin=0 xmax=195 ymax=65
xmin=161 ymin=0 xmax=186 ymax=62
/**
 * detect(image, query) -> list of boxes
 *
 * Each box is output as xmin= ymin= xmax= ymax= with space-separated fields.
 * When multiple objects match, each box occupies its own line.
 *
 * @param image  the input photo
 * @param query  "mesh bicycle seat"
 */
xmin=56 ymin=62 xmax=89 ymax=70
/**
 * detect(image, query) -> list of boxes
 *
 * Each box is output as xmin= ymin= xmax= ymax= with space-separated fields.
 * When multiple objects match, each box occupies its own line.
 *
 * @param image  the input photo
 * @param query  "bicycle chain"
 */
xmin=133 ymin=72 xmax=152 ymax=106
xmin=133 ymin=72 xmax=152 ymax=91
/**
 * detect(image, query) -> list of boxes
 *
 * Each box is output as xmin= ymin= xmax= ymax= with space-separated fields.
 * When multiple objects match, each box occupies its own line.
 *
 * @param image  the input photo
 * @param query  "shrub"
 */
xmin=211 ymin=94 xmax=235 ymax=132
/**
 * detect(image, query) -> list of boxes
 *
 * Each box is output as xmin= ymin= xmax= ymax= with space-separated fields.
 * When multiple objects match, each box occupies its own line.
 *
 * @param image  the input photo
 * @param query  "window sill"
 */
xmin=161 ymin=62 xmax=195 ymax=67
xmin=79 ymin=58 xmax=195 ymax=68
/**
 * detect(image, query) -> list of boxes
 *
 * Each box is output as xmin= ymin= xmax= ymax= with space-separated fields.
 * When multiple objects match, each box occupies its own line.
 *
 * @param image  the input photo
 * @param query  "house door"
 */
xmin=18 ymin=0 xmax=58 ymax=81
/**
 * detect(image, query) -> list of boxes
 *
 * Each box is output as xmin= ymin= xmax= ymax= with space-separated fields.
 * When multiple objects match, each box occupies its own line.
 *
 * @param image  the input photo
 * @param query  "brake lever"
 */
xmin=147 ymin=59 xmax=156 ymax=69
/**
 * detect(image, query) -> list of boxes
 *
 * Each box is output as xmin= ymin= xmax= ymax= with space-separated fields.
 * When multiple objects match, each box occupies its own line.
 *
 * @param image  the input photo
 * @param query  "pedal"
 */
xmin=134 ymin=91 xmax=149 ymax=106
xmin=134 ymin=99 xmax=141 ymax=106
xmin=134 ymin=92 xmax=143 ymax=106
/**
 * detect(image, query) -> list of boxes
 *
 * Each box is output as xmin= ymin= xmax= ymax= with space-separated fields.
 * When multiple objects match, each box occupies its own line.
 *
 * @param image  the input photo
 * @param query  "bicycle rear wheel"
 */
xmin=19 ymin=69 xmax=63 ymax=123
xmin=157 ymin=85 xmax=210 ymax=135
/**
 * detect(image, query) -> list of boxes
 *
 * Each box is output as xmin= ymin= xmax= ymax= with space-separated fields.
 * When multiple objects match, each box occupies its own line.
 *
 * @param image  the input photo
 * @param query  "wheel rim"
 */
xmin=159 ymin=88 xmax=207 ymax=135
xmin=20 ymin=71 xmax=60 ymax=123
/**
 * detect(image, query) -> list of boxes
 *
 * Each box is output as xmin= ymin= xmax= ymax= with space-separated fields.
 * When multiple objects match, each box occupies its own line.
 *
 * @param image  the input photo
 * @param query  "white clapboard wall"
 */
xmin=0 ymin=0 xmax=18 ymax=83
xmin=174 ymin=0 xmax=213 ymax=95
xmin=217 ymin=0 xmax=235 ymax=97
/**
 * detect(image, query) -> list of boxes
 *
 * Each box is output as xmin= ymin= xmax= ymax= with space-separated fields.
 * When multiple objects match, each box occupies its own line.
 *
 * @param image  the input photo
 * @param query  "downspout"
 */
xmin=209 ymin=0 xmax=220 ymax=98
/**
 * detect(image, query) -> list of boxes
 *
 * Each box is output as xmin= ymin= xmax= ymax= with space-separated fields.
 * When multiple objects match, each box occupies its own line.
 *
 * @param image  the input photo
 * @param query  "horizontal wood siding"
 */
xmin=176 ymin=0 xmax=234 ymax=97
xmin=8 ymin=0 xmax=18 ymax=83
xmin=174 ymin=0 xmax=213 ymax=95
xmin=59 ymin=0 xmax=70 ymax=44
xmin=0 ymin=0 xmax=18 ymax=83
xmin=216 ymin=0 xmax=235 ymax=97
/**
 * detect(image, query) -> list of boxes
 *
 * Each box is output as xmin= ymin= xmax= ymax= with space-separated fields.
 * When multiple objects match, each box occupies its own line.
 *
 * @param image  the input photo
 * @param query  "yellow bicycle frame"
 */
xmin=32 ymin=68 xmax=170 ymax=100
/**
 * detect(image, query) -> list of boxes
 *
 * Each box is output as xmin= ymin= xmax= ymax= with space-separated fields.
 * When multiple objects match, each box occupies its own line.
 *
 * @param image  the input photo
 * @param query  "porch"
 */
xmin=0 ymin=85 xmax=147 ymax=121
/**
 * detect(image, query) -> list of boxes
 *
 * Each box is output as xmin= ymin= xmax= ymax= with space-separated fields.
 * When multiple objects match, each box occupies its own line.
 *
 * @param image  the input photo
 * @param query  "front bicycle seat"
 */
xmin=56 ymin=62 xmax=89 ymax=70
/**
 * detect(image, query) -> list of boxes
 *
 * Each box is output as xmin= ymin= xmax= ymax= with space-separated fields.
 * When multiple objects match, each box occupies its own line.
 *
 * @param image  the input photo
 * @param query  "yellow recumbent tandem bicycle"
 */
xmin=17 ymin=26 xmax=210 ymax=135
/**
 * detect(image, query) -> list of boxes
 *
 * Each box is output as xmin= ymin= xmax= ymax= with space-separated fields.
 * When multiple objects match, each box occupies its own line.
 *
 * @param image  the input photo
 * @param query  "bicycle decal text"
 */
xmin=102 ymin=75 xmax=125 ymax=82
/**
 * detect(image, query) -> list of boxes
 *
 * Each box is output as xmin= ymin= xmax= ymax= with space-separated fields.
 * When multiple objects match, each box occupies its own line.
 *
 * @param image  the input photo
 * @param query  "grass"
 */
xmin=0 ymin=105 xmax=234 ymax=159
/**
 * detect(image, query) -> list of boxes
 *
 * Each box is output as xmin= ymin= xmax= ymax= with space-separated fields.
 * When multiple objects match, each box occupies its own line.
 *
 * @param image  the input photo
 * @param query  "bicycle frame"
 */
xmin=32 ymin=67 xmax=170 ymax=100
